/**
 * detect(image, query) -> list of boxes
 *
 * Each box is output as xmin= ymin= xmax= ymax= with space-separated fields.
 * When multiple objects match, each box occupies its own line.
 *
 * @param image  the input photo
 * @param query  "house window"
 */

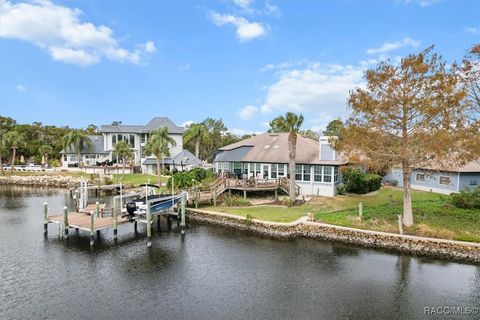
xmin=271 ymin=164 xmax=278 ymax=179
xmin=324 ymin=166 xmax=332 ymax=183
xmin=255 ymin=163 xmax=261 ymax=178
xmin=278 ymin=164 xmax=284 ymax=177
xmin=303 ymin=165 xmax=311 ymax=182
xmin=334 ymin=166 xmax=339 ymax=183
xmin=129 ymin=135 xmax=135 ymax=148
xmin=295 ymin=165 xmax=302 ymax=181
xmin=416 ymin=173 xmax=426 ymax=182
xmin=314 ymin=165 xmax=322 ymax=182
xmin=141 ymin=134 xmax=146 ymax=144
xmin=470 ymin=180 xmax=478 ymax=186
xmin=112 ymin=135 xmax=117 ymax=146
xmin=439 ymin=176 xmax=451 ymax=185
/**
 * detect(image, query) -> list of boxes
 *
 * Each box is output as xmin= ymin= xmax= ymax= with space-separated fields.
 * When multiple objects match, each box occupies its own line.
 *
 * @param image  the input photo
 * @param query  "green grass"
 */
xmin=111 ymin=173 xmax=169 ymax=187
xmin=199 ymin=187 xmax=480 ymax=242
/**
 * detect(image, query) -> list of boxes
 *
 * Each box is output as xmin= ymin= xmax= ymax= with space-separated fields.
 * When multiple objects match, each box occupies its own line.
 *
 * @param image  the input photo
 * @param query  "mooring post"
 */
xmin=243 ymin=179 xmax=247 ymax=199
xmin=96 ymin=201 xmax=100 ymax=218
xmin=113 ymin=206 xmax=118 ymax=241
xmin=213 ymin=191 xmax=217 ymax=207
xmin=63 ymin=206 xmax=69 ymax=239
xmin=358 ymin=202 xmax=363 ymax=220
xmin=43 ymin=202 xmax=48 ymax=235
xmin=180 ymin=193 xmax=186 ymax=235
xmin=397 ymin=215 xmax=404 ymax=235
xmin=90 ymin=211 xmax=95 ymax=246
xmin=146 ymin=201 xmax=152 ymax=247
xmin=134 ymin=220 xmax=138 ymax=234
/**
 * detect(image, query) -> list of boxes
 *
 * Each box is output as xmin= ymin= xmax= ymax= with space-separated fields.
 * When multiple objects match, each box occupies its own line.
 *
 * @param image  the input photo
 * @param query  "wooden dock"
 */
xmin=43 ymin=193 xmax=188 ymax=247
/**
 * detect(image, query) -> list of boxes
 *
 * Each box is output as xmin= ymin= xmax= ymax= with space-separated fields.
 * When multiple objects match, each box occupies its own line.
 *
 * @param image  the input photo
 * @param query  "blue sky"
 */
xmin=1 ymin=0 xmax=479 ymax=134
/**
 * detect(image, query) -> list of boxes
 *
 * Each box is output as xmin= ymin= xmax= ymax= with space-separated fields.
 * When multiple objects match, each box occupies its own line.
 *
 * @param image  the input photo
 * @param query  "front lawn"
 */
xmin=199 ymin=187 xmax=480 ymax=242
xmin=111 ymin=173 xmax=169 ymax=187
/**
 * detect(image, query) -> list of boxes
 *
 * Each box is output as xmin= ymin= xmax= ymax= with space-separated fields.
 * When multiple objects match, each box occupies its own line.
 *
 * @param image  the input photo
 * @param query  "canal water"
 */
xmin=0 ymin=186 xmax=479 ymax=319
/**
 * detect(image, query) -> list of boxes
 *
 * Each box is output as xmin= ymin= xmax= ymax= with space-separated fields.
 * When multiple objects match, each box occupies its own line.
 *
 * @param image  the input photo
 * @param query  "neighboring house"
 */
xmin=213 ymin=133 xmax=347 ymax=197
xmin=383 ymin=161 xmax=480 ymax=194
xmin=61 ymin=117 xmax=184 ymax=169
xmin=143 ymin=149 xmax=203 ymax=174
xmin=60 ymin=135 xmax=110 ymax=167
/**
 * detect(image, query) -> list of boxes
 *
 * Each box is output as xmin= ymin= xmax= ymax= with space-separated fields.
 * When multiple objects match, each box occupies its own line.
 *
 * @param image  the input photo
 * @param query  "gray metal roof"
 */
xmin=100 ymin=117 xmax=184 ymax=134
xmin=214 ymin=146 xmax=253 ymax=162
xmin=60 ymin=135 xmax=108 ymax=154
xmin=142 ymin=149 xmax=202 ymax=166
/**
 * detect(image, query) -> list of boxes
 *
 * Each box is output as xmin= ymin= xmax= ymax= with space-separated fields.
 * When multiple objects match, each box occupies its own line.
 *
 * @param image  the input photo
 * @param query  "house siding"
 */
xmin=458 ymin=172 xmax=480 ymax=191
xmin=384 ymin=168 xmax=459 ymax=194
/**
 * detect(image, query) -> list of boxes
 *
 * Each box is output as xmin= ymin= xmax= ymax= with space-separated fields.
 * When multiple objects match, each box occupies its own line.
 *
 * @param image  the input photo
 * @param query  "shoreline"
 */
xmin=187 ymin=208 xmax=480 ymax=265
xmin=0 ymin=174 xmax=86 ymax=188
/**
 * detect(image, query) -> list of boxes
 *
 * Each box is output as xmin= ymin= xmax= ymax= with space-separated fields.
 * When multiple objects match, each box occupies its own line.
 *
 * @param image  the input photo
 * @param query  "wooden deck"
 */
xmin=48 ymin=212 xmax=128 ymax=232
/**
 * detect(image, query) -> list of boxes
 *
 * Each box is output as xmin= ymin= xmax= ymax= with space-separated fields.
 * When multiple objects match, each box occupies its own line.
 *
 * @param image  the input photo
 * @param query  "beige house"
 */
xmin=213 ymin=133 xmax=347 ymax=197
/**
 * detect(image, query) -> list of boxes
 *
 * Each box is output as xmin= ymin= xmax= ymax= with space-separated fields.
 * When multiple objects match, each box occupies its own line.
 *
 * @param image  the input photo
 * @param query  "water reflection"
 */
xmin=1 ymin=185 xmax=479 ymax=320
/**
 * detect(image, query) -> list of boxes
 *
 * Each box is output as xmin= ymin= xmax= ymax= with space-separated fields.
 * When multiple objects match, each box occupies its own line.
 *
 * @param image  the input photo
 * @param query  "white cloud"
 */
xmin=265 ymin=1 xmax=282 ymax=17
xmin=181 ymin=120 xmax=194 ymax=127
xmin=16 ymin=84 xmax=26 ymax=91
xmin=261 ymin=63 xmax=365 ymax=113
xmin=233 ymin=0 xmax=254 ymax=12
xmin=465 ymin=27 xmax=479 ymax=35
xmin=366 ymin=37 xmax=420 ymax=55
xmin=403 ymin=0 xmax=440 ymax=6
xmin=210 ymin=11 xmax=268 ymax=42
xmin=238 ymin=105 xmax=258 ymax=119
xmin=229 ymin=127 xmax=264 ymax=136
xmin=0 ymin=1 xmax=156 ymax=66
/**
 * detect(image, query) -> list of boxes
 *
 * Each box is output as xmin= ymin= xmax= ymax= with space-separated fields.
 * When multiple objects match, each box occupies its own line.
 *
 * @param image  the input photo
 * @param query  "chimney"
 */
xmin=319 ymin=136 xmax=338 ymax=161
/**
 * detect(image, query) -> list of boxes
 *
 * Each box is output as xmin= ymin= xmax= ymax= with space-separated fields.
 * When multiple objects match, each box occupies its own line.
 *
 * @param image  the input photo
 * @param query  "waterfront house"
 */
xmin=61 ymin=117 xmax=186 ymax=171
xmin=142 ymin=149 xmax=203 ymax=174
xmin=383 ymin=161 xmax=480 ymax=194
xmin=213 ymin=133 xmax=347 ymax=197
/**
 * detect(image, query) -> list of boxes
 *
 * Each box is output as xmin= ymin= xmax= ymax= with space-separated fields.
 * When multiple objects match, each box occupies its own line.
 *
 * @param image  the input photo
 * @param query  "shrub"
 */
xmin=449 ymin=187 xmax=480 ymax=209
xmin=337 ymin=184 xmax=346 ymax=195
xmin=166 ymin=167 xmax=214 ymax=189
xmin=341 ymin=167 xmax=382 ymax=194
xmin=245 ymin=214 xmax=254 ymax=226
xmin=224 ymin=196 xmax=251 ymax=207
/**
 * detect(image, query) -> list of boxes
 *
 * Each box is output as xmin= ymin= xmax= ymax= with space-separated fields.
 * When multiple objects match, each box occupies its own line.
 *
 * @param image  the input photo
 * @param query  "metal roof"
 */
xmin=142 ymin=149 xmax=202 ymax=166
xmin=100 ymin=117 xmax=184 ymax=134
xmin=214 ymin=146 xmax=253 ymax=162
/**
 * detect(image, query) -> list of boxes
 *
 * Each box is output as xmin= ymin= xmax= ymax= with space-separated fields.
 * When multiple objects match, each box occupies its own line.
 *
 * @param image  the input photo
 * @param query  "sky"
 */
xmin=1 ymin=0 xmax=479 ymax=135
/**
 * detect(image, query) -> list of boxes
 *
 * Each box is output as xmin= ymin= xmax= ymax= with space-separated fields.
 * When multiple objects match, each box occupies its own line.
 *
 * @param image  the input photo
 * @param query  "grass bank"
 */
xmin=199 ymin=187 xmax=480 ymax=242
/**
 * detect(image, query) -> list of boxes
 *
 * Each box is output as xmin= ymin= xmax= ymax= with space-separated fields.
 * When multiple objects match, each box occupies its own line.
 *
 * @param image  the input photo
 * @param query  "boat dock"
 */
xmin=43 ymin=192 xmax=187 ymax=247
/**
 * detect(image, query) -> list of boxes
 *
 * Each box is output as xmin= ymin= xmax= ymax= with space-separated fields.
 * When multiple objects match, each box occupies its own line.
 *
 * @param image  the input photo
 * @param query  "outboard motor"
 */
xmin=126 ymin=201 xmax=137 ymax=221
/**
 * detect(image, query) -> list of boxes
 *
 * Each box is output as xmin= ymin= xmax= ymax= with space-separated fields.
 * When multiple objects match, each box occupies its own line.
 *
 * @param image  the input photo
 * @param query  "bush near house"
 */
xmin=450 ymin=187 xmax=480 ymax=209
xmin=167 ymin=167 xmax=214 ymax=189
xmin=341 ymin=167 xmax=382 ymax=194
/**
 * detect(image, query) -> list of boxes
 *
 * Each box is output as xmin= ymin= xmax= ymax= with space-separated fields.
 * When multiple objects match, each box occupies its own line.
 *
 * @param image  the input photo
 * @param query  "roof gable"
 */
xmin=100 ymin=117 xmax=183 ymax=134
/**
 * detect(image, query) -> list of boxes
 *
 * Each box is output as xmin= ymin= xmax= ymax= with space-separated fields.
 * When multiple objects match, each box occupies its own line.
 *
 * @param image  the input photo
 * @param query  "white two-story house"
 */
xmin=61 ymin=117 xmax=184 ymax=170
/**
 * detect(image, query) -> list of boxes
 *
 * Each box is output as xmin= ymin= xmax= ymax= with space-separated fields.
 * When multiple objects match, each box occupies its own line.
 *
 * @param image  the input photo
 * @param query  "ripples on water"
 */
xmin=0 ymin=186 xmax=479 ymax=319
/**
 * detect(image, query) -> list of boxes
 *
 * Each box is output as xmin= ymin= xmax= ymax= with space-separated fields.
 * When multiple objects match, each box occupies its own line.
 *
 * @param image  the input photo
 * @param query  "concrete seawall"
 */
xmin=187 ymin=208 xmax=480 ymax=265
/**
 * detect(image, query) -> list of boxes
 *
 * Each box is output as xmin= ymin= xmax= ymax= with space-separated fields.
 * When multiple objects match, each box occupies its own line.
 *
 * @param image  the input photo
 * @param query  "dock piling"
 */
xmin=134 ymin=220 xmax=138 ymax=234
xmin=397 ymin=215 xmax=404 ymax=235
xmin=90 ymin=211 xmax=95 ymax=246
xmin=146 ymin=202 xmax=152 ymax=247
xmin=358 ymin=202 xmax=363 ymax=220
xmin=96 ymin=201 xmax=100 ymax=218
xmin=113 ymin=206 xmax=118 ymax=241
xmin=63 ymin=206 xmax=69 ymax=238
xmin=43 ymin=202 xmax=48 ymax=235
xmin=180 ymin=193 xmax=186 ymax=235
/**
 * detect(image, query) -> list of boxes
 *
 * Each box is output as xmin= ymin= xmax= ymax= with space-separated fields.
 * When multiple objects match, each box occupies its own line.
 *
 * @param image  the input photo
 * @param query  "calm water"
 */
xmin=0 ymin=186 xmax=479 ymax=320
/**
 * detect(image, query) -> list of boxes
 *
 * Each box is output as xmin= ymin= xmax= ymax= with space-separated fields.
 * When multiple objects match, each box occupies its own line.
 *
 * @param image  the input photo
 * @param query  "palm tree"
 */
xmin=0 ymin=139 xmax=7 ymax=175
xmin=113 ymin=140 xmax=134 ymax=175
xmin=268 ymin=112 xmax=304 ymax=201
xmin=38 ymin=144 xmax=53 ymax=168
xmin=4 ymin=131 xmax=25 ymax=173
xmin=62 ymin=130 xmax=92 ymax=167
xmin=183 ymin=123 xmax=209 ymax=159
xmin=144 ymin=127 xmax=177 ymax=187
